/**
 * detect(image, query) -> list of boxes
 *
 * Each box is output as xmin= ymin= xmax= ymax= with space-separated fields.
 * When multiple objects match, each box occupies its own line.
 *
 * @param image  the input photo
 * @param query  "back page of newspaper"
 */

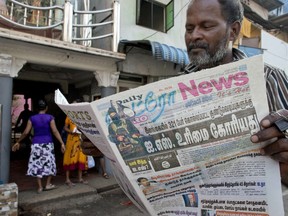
xmin=55 ymin=55 xmax=284 ymax=216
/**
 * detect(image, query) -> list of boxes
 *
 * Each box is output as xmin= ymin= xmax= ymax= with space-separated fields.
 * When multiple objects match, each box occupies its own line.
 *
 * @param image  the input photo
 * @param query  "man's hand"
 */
xmin=250 ymin=109 xmax=288 ymax=163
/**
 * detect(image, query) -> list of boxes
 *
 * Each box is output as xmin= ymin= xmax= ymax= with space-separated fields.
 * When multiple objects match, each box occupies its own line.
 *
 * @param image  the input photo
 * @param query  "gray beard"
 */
xmin=188 ymin=37 xmax=229 ymax=68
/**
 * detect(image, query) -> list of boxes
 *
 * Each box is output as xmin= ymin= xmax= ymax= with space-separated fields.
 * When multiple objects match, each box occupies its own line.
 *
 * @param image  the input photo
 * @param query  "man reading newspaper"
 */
xmin=55 ymin=0 xmax=288 ymax=215
xmin=184 ymin=0 xmax=288 ymax=185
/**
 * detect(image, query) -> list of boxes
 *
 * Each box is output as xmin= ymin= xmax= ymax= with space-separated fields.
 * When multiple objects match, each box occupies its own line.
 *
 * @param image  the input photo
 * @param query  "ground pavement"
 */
xmin=9 ymin=150 xmax=119 ymax=214
xmin=8 ymin=150 xmax=288 ymax=215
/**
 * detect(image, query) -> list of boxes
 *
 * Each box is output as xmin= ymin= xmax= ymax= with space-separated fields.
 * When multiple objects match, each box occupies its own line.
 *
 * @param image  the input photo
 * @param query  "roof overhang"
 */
xmin=243 ymin=5 xmax=288 ymax=32
xmin=269 ymin=13 xmax=288 ymax=31
xmin=0 ymin=27 xmax=126 ymax=92
xmin=252 ymin=0 xmax=283 ymax=11
xmin=242 ymin=1 xmax=288 ymax=32
xmin=118 ymin=40 xmax=189 ymax=67
xmin=0 ymin=27 xmax=126 ymax=72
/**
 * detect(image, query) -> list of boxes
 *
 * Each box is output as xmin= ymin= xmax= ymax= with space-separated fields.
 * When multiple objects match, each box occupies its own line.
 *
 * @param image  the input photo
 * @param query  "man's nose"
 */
xmin=188 ymin=27 xmax=203 ymax=41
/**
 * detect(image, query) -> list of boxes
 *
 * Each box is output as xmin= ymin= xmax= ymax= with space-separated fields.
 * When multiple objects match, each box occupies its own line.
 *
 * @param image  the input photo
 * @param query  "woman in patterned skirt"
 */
xmin=12 ymin=99 xmax=66 ymax=193
xmin=63 ymin=104 xmax=88 ymax=186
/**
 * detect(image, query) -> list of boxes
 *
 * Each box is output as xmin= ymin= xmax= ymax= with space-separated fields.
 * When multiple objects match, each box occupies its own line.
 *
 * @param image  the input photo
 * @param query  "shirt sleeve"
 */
xmin=265 ymin=64 xmax=288 ymax=112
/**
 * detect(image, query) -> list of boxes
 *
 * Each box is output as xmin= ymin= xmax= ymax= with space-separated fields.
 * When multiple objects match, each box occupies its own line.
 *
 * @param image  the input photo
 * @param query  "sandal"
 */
xmin=44 ymin=184 xmax=57 ymax=191
xmin=103 ymin=173 xmax=110 ymax=179
xmin=37 ymin=187 xmax=43 ymax=194
xmin=65 ymin=181 xmax=76 ymax=187
xmin=78 ymin=179 xmax=88 ymax=184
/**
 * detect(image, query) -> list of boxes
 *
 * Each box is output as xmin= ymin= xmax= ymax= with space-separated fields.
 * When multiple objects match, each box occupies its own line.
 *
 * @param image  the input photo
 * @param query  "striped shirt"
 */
xmin=184 ymin=48 xmax=288 ymax=112
xmin=265 ymin=64 xmax=288 ymax=111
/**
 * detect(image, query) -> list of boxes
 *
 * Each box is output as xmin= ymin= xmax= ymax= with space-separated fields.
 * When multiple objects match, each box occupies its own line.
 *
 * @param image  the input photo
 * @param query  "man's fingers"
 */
xmin=270 ymin=152 xmax=288 ymax=163
xmin=251 ymin=126 xmax=283 ymax=142
xmin=252 ymin=110 xmax=288 ymax=164
xmin=262 ymin=138 xmax=288 ymax=162
xmin=260 ymin=109 xmax=288 ymax=128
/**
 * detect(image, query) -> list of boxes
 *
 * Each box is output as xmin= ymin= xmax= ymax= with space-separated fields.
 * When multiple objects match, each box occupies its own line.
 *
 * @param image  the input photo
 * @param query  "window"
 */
xmin=136 ymin=0 xmax=174 ymax=33
xmin=117 ymin=73 xmax=147 ymax=93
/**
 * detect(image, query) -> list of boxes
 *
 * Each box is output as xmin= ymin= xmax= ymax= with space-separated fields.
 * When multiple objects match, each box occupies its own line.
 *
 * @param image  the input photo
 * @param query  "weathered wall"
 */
xmin=261 ymin=30 xmax=288 ymax=75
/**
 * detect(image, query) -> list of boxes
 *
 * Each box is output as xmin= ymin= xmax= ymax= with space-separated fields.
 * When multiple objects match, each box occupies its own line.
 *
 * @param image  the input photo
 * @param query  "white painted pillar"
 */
xmin=94 ymin=70 xmax=120 ymax=97
xmin=93 ymin=70 xmax=119 ymax=176
xmin=81 ymin=0 xmax=92 ymax=47
xmin=63 ymin=1 xmax=73 ymax=42
xmin=0 ymin=54 xmax=26 ymax=183
xmin=113 ymin=0 xmax=120 ymax=52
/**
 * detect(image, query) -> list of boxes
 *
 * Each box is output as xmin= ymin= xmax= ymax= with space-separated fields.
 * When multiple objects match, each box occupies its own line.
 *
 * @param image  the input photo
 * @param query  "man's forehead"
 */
xmin=187 ymin=0 xmax=221 ymax=12
xmin=189 ymin=0 xmax=219 ymax=5
xmin=186 ymin=0 xmax=224 ymax=22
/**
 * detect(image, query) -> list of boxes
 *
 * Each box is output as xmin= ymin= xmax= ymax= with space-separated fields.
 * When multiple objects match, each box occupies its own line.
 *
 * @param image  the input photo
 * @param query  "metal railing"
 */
xmin=2 ymin=0 xmax=64 ymax=29
xmin=0 ymin=0 xmax=119 ymax=52
xmin=73 ymin=8 xmax=114 ymax=41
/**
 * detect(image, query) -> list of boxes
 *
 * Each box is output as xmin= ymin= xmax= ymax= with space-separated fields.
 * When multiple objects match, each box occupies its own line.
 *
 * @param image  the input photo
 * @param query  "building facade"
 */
xmin=0 ymin=0 xmax=287 ymax=183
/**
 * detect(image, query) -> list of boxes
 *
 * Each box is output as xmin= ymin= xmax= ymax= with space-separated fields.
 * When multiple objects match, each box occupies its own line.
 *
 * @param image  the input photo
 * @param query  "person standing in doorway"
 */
xmin=81 ymin=134 xmax=110 ymax=179
xmin=12 ymin=99 xmax=66 ymax=193
xmin=63 ymin=100 xmax=88 ymax=186
xmin=15 ymin=103 xmax=34 ymax=148
xmin=15 ymin=103 xmax=34 ymax=133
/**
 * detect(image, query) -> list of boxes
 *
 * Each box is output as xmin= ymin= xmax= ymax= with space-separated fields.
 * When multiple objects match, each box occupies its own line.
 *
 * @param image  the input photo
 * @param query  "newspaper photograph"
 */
xmin=55 ymin=55 xmax=284 ymax=216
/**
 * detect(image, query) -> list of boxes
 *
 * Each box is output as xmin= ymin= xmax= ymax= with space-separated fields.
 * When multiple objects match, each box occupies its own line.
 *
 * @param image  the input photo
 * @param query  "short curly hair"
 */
xmin=188 ymin=0 xmax=244 ymax=25
xmin=218 ymin=0 xmax=244 ymax=24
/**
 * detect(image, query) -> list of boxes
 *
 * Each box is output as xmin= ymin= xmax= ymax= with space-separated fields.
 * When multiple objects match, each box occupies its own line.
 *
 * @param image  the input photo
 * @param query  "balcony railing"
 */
xmin=0 ymin=0 xmax=120 ymax=52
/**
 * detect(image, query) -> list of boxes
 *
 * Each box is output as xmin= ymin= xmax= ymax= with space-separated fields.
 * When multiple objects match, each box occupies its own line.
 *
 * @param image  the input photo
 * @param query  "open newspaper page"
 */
xmin=55 ymin=55 xmax=284 ymax=216
xmin=54 ymin=89 xmax=149 ymax=213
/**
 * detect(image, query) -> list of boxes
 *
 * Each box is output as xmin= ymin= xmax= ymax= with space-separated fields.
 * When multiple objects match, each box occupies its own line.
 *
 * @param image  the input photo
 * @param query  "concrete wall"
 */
xmin=78 ymin=0 xmax=189 ymax=50
xmin=119 ymin=49 xmax=181 ymax=77
xmin=242 ymin=0 xmax=269 ymax=20
xmin=119 ymin=0 xmax=189 ymax=50
xmin=261 ymin=30 xmax=288 ymax=75
xmin=0 ymin=182 xmax=18 ymax=215
xmin=116 ymin=0 xmax=189 ymax=79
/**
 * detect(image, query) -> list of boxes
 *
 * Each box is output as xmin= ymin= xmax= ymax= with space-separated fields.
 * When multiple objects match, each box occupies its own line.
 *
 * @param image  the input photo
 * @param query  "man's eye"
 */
xmin=186 ymin=28 xmax=194 ymax=33
xmin=203 ymin=25 xmax=214 ymax=29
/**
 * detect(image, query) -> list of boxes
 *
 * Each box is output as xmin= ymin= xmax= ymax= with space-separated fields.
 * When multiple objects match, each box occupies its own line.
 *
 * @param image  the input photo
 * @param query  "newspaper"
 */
xmin=55 ymin=55 xmax=284 ymax=216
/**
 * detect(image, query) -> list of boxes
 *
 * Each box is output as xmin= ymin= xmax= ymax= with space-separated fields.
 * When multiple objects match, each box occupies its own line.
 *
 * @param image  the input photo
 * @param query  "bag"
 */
xmin=87 ymin=156 xmax=95 ymax=169
xmin=80 ymin=134 xmax=104 ymax=157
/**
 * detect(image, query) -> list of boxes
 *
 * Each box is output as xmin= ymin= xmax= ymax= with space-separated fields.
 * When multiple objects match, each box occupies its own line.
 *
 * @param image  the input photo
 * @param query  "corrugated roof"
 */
xmin=118 ymin=40 xmax=189 ymax=67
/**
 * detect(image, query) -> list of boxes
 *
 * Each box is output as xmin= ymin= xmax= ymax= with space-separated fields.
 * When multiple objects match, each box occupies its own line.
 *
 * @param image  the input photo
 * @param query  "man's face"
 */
xmin=140 ymin=179 xmax=150 ymax=186
xmin=110 ymin=112 xmax=118 ymax=121
xmin=110 ymin=112 xmax=116 ymax=118
xmin=185 ymin=0 xmax=232 ymax=68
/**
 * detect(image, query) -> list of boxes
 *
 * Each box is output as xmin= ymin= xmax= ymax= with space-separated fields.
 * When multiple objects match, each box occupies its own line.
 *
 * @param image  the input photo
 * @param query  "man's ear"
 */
xmin=229 ymin=21 xmax=241 ymax=42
